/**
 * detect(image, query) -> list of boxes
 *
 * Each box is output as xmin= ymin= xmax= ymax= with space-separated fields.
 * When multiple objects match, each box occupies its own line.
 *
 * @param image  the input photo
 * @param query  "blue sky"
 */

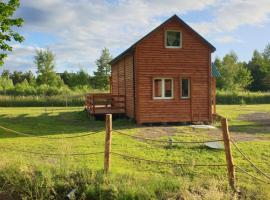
xmin=2 ymin=0 xmax=270 ymax=75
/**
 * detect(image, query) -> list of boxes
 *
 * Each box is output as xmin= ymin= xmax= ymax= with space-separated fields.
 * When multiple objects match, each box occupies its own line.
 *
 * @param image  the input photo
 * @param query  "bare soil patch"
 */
xmin=137 ymin=126 xmax=180 ymax=138
xmin=137 ymin=123 xmax=270 ymax=142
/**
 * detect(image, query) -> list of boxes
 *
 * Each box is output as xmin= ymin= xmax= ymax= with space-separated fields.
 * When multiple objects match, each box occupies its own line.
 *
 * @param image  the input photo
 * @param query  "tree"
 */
xmin=0 ymin=76 xmax=13 ymax=94
xmin=35 ymin=48 xmax=63 ymax=87
xmin=23 ymin=70 xmax=36 ymax=85
xmin=216 ymin=51 xmax=252 ymax=91
xmin=0 ymin=0 xmax=24 ymax=66
xmin=247 ymin=45 xmax=270 ymax=91
xmin=93 ymin=48 xmax=112 ymax=89
xmin=60 ymin=70 xmax=91 ymax=88
xmin=1 ymin=69 xmax=10 ymax=78
xmin=75 ymin=70 xmax=90 ymax=87
xmin=60 ymin=70 xmax=73 ymax=87
xmin=10 ymin=70 xmax=23 ymax=85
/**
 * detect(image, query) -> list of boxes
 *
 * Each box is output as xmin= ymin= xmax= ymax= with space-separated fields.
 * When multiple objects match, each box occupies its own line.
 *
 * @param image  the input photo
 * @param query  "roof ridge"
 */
xmin=110 ymin=14 xmax=215 ymax=65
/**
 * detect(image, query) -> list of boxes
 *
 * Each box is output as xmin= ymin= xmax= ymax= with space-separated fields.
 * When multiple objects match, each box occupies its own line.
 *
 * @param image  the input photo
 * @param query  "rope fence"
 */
xmin=0 ymin=124 xmax=101 ymax=139
xmin=113 ymin=130 xmax=223 ymax=144
xmin=230 ymin=139 xmax=270 ymax=180
xmin=0 ymin=113 xmax=269 ymax=194
xmin=111 ymin=151 xmax=227 ymax=167
xmin=235 ymin=165 xmax=270 ymax=184
xmin=0 ymin=146 xmax=104 ymax=157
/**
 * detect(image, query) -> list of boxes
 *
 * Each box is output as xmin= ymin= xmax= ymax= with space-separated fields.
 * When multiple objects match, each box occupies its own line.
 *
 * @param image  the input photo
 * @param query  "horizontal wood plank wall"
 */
xmin=135 ymin=18 xmax=211 ymax=123
xmin=111 ymin=63 xmax=119 ymax=96
xmin=124 ymin=55 xmax=135 ymax=118
xmin=118 ymin=59 xmax=125 ymax=96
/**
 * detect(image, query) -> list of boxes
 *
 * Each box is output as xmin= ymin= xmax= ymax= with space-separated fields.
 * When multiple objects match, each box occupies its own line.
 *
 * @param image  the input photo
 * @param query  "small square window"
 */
xmin=181 ymin=78 xmax=190 ymax=99
xmin=153 ymin=78 xmax=173 ymax=99
xmin=166 ymin=31 xmax=181 ymax=48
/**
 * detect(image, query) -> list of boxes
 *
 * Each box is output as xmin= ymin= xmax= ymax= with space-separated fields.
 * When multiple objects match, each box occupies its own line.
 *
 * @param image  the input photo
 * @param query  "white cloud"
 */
xmin=3 ymin=0 xmax=270 ymax=73
xmin=192 ymin=0 xmax=270 ymax=35
xmin=214 ymin=35 xmax=243 ymax=44
xmin=5 ymin=0 xmax=217 ymax=73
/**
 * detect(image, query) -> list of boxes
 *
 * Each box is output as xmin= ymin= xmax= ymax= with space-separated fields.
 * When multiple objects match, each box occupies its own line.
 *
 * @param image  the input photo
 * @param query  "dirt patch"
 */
xmin=136 ymin=125 xmax=270 ymax=142
xmin=137 ymin=126 xmax=182 ymax=138
xmin=238 ymin=112 xmax=270 ymax=125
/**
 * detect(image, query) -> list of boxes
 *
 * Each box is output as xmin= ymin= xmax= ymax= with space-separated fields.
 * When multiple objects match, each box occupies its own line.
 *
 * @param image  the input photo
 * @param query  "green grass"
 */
xmin=0 ymin=105 xmax=269 ymax=199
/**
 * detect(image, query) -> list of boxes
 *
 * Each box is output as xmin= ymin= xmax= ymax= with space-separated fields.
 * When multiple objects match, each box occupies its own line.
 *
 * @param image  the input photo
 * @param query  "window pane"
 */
xmin=182 ymin=79 xmax=189 ymax=98
xmin=154 ymin=79 xmax=162 ymax=97
xmin=165 ymin=79 xmax=172 ymax=97
xmin=167 ymin=31 xmax=180 ymax=47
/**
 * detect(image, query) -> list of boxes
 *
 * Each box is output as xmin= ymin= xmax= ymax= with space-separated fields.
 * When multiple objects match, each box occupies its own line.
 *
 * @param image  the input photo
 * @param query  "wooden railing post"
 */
xmin=104 ymin=114 xmax=112 ymax=174
xmin=221 ymin=117 xmax=236 ymax=191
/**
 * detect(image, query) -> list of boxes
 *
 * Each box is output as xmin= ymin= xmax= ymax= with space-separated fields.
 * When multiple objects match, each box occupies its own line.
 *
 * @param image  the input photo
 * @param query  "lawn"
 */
xmin=0 ymin=105 xmax=269 ymax=199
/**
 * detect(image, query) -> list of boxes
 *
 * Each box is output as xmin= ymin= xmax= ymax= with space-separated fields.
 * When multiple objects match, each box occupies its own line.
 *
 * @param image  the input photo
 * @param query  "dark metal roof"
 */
xmin=110 ymin=14 xmax=216 ymax=65
xmin=211 ymin=63 xmax=221 ymax=78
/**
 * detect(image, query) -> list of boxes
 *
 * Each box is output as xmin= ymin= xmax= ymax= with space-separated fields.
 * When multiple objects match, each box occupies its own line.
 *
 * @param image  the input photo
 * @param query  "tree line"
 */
xmin=215 ymin=43 xmax=270 ymax=92
xmin=0 ymin=48 xmax=112 ymax=96
xmin=1 ymin=43 xmax=270 ymax=96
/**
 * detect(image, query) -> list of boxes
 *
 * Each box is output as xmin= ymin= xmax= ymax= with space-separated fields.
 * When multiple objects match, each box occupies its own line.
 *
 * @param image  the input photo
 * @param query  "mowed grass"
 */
xmin=0 ymin=105 xmax=269 ymax=199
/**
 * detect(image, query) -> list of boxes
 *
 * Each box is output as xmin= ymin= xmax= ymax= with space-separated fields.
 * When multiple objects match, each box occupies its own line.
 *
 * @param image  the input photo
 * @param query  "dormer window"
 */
xmin=165 ymin=30 xmax=181 ymax=48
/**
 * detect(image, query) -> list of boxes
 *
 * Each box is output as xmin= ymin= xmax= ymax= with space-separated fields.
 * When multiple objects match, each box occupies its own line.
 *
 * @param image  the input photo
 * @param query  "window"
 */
xmin=153 ymin=78 xmax=173 ymax=99
xmin=166 ymin=30 xmax=181 ymax=48
xmin=181 ymin=78 xmax=190 ymax=99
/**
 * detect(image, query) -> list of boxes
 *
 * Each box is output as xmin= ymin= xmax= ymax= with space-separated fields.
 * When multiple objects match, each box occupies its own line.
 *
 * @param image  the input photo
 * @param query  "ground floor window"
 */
xmin=153 ymin=78 xmax=173 ymax=99
xmin=181 ymin=78 xmax=190 ymax=99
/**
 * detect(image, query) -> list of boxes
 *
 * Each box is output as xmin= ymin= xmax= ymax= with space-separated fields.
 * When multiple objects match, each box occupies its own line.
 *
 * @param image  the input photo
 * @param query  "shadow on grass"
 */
xmin=229 ymin=124 xmax=270 ymax=135
xmin=0 ymin=109 xmax=136 ymax=138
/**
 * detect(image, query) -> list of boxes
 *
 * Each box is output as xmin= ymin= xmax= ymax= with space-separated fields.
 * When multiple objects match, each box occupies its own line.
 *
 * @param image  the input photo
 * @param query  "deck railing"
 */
xmin=85 ymin=93 xmax=125 ymax=114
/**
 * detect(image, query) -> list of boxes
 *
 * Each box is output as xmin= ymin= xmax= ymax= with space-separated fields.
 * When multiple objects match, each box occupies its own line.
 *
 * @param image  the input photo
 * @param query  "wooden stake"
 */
xmin=104 ymin=114 xmax=112 ymax=174
xmin=221 ymin=117 xmax=236 ymax=191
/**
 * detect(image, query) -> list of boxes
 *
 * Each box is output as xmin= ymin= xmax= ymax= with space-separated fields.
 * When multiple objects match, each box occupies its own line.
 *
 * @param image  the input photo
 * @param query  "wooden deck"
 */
xmin=85 ymin=93 xmax=125 ymax=115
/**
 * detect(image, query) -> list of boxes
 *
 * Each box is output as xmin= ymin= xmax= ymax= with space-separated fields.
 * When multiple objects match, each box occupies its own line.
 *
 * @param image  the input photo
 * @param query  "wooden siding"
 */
xmin=111 ymin=62 xmax=119 ymax=96
xmin=135 ymin=17 xmax=211 ymax=123
xmin=111 ymin=55 xmax=134 ymax=119
xmin=124 ymin=55 xmax=134 ymax=118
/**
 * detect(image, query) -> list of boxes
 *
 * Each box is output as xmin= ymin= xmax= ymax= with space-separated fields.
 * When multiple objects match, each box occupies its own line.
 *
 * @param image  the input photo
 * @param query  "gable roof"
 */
xmin=110 ymin=14 xmax=216 ymax=65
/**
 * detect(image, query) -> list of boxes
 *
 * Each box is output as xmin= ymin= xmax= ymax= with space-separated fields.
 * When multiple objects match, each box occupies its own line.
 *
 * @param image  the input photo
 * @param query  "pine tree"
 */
xmin=93 ymin=48 xmax=112 ymax=89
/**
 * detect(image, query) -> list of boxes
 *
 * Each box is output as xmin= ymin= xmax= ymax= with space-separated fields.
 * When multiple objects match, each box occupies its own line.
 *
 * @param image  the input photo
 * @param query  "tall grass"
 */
xmin=0 ymin=95 xmax=85 ymax=107
xmin=0 ymin=91 xmax=270 ymax=107
xmin=1 ymin=164 xmax=269 ymax=200
xmin=0 ymin=164 xmax=233 ymax=200
xmin=216 ymin=91 xmax=270 ymax=104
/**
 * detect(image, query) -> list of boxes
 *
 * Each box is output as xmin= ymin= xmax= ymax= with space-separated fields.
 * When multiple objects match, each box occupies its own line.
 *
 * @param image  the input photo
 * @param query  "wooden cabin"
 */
xmin=85 ymin=15 xmax=220 ymax=124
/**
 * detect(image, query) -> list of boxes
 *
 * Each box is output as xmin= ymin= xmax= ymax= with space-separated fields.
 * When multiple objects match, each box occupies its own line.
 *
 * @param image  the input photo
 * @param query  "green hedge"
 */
xmin=216 ymin=91 xmax=270 ymax=104
xmin=0 ymin=95 xmax=85 ymax=107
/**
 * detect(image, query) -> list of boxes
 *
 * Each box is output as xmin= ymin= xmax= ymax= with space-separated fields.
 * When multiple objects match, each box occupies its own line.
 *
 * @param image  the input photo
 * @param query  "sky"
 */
xmin=2 ymin=0 xmax=270 ymax=75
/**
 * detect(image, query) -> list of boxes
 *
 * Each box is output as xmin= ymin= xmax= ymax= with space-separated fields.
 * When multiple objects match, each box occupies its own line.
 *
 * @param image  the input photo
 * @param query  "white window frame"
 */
xmin=153 ymin=78 xmax=174 ymax=100
xmin=181 ymin=78 xmax=190 ymax=99
xmin=165 ymin=30 xmax=182 ymax=48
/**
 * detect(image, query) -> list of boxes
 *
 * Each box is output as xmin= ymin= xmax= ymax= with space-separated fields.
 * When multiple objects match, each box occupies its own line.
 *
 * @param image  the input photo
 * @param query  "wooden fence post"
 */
xmin=104 ymin=114 xmax=112 ymax=174
xmin=221 ymin=117 xmax=236 ymax=191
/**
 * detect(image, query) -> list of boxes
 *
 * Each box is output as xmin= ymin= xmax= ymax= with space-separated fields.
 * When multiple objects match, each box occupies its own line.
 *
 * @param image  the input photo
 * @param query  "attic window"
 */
xmin=166 ymin=30 xmax=181 ymax=48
